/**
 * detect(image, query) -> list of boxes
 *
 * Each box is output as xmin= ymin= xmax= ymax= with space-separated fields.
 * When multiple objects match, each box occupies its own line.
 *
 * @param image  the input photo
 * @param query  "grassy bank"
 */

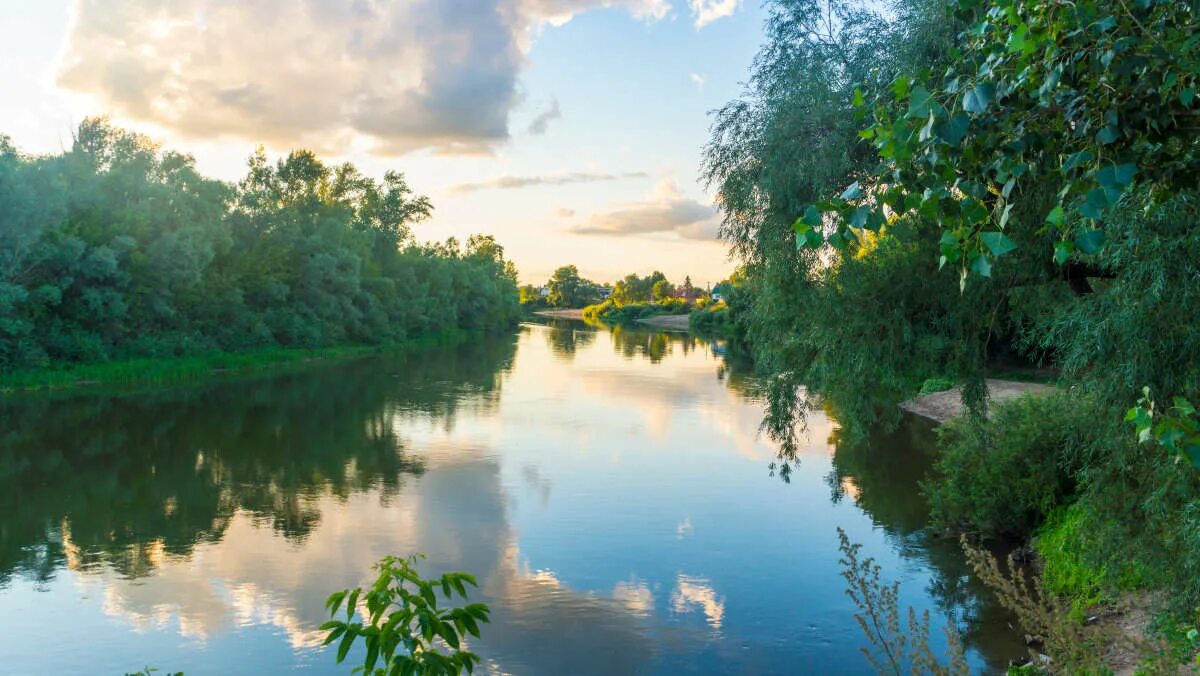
xmin=0 ymin=329 xmax=472 ymax=394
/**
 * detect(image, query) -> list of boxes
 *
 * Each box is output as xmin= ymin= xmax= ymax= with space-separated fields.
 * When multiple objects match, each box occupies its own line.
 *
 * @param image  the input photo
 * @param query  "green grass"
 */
xmin=1037 ymin=503 xmax=1149 ymax=621
xmin=0 ymin=329 xmax=470 ymax=394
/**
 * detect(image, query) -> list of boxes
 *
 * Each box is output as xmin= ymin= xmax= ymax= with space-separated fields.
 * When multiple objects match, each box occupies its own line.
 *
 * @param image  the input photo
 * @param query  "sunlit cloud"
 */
xmin=670 ymin=574 xmax=725 ymax=632
xmin=570 ymin=179 xmax=720 ymax=241
xmin=690 ymin=72 xmax=705 ymax=90
xmin=555 ymin=208 xmax=577 ymax=218
xmin=445 ymin=171 xmax=647 ymax=195
xmin=612 ymin=577 xmax=655 ymax=616
xmin=56 ymin=0 xmax=671 ymax=155
xmin=688 ymin=0 xmax=741 ymax=27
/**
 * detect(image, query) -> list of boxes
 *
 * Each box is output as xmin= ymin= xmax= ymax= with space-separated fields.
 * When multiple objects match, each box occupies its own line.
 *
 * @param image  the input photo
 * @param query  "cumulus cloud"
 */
xmin=56 ymin=0 xmax=671 ymax=155
xmin=445 ymin=170 xmax=646 ymax=195
xmin=688 ymin=0 xmax=740 ymax=27
xmin=527 ymin=99 xmax=562 ymax=135
xmin=571 ymin=179 xmax=720 ymax=241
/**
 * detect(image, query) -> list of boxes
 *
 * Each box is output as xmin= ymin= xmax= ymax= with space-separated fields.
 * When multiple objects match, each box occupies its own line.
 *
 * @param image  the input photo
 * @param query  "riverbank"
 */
xmin=0 ymin=329 xmax=472 ymax=394
xmin=533 ymin=309 xmax=585 ymax=320
xmin=899 ymin=379 xmax=1056 ymax=423
xmin=635 ymin=314 xmax=691 ymax=331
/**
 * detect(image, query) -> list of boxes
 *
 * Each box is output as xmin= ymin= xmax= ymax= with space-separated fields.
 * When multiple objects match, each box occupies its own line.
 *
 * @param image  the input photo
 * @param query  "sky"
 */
xmin=0 ymin=0 xmax=766 ymax=286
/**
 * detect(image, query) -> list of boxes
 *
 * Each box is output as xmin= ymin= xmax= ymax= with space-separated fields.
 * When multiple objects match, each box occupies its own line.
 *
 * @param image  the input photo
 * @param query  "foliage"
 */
xmin=800 ymin=0 xmax=1200 ymax=282
xmin=918 ymin=377 xmax=956 ymax=396
xmin=545 ymin=264 xmax=600 ymax=309
xmin=688 ymin=304 xmax=732 ymax=337
xmin=1035 ymin=504 xmax=1147 ymax=621
xmin=610 ymin=271 xmax=667 ymax=305
xmin=1126 ymin=387 xmax=1200 ymax=469
xmin=323 ymin=554 xmax=491 ymax=675
xmin=517 ymin=284 xmax=546 ymax=308
xmin=961 ymin=537 xmax=1106 ymax=673
xmin=924 ymin=393 xmax=1100 ymax=537
xmin=0 ymin=119 xmax=520 ymax=373
xmin=837 ymin=528 xmax=970 ymax=675
xmin=582 ymin=298 xmax=687 ymax=326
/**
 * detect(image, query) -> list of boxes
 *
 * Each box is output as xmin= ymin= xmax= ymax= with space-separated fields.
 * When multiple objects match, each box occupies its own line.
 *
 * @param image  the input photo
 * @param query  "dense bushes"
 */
xmin=0 ymin=119 xmax=520 ymax=372
xmin=924 ymin=393 xmax=1099 ymax=537
xmin=688 ymin=303 xmax=731 ymax=336
xmin=582 ymin=298 xmax=687 ymax=325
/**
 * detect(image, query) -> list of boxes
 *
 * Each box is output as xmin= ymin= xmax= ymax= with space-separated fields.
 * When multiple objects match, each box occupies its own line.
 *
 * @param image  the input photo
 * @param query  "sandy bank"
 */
xmin=899 ymin=379 xmax=1056 ymax=423
xmin=534 ymin=309 xmax=585 ymax=320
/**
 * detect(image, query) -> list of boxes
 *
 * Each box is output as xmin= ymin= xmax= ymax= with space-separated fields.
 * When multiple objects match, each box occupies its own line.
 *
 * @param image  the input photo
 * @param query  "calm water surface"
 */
xmin=0 ymin=322 xmax=1022 ymax=674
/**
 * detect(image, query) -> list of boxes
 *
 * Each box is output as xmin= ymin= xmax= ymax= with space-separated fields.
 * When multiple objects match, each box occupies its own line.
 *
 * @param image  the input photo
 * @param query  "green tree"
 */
xmin=651 ymin=279 xmax=673 ymax=302
xmin=546 ymin=264 xmax=585 ymax=308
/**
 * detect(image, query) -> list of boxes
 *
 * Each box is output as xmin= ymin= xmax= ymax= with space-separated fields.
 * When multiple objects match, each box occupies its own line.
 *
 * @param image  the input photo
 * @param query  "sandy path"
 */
xmin=899 ymin=379 xmax=1055 ymax=423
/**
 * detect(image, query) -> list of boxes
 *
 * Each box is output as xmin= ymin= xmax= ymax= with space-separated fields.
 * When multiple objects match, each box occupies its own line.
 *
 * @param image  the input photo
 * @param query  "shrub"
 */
xmin=323 ymin=554 xmax=491 ymax=675
xmin=918 ymin=377 xmax=956 ymax=395
xmin=582 ymin=299 xmax=688 ymax=325
xmin=689 ymin=305 xmax=732 ymax=337
xmin=923 ymin=392 xmax=1100 ymax=537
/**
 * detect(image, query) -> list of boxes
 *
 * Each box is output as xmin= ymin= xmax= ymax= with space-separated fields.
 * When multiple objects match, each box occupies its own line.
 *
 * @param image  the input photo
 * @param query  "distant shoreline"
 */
xmin=0 ymin=329 xmax=473 ymax=395
xmin=534 ymin=309 xmax=585 ymax=320
xmin=635 ymin=314 xmax=691 ymax=331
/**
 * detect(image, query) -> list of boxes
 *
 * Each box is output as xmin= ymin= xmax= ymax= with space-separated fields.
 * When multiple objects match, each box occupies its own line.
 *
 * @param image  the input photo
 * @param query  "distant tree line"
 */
xmin=0 ymin=119 xmax=521 ymax=372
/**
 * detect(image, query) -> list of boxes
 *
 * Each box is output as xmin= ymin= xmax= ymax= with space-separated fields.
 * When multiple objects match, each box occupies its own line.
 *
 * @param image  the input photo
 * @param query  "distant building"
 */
xmin=538 ymin=286 xmax=550 ymax=298
xmin=598 ymin=287 xmax=612 ymax=300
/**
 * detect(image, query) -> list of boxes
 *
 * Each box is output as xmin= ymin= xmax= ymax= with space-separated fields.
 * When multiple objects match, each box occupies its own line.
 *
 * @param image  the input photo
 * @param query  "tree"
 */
xmin=546 ymin=265 xmax=585 ymax=308
xmin=651 ymin=279 xmax=673 ymax=302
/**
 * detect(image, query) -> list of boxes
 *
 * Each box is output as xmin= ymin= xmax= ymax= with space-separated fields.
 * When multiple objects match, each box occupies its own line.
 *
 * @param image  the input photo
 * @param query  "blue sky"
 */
xmin=0 ymin=0 xmax=765 ymax=285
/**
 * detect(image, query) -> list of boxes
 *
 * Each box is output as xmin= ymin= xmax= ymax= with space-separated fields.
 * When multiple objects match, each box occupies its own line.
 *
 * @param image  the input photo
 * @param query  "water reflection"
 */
xmin=0 ymin=322 xmax=1022 ymax=674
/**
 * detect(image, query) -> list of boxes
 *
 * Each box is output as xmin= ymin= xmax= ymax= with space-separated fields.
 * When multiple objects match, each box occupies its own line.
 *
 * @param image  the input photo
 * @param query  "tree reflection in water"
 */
xmin=0 ymin=336 xmax=517 ymax=587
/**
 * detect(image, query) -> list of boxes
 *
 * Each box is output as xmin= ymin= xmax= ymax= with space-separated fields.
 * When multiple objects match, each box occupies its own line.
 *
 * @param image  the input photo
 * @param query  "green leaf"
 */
xmin=1181 ymin=88 xmax=1196 ymax=106
xmin=962 ymin=83 xmax=995 ymax=113
xmin=1095 ymin=163 xmax=1137 ymax=189
xmin=1061 ymin=151 xmax=1094 ymax=171
xmin=906 ymin=86 xmax=934 ymax=119
xmin=337 ymin=628 xmax=357 ymax=663
xmin=849 ymin=206 xmax=869 ymax=229
xmin=802 ymin=204 xmax=822 ymax=227
xmin=1074 ymin=228 xmax=1107 ymax=254
xmin=840 ymin=182 xmax=864 ymax=201
xmin=980 ymin=232 xmax=1017 ymax=257
xmin=970 ymin=253 xmax=992 ymax=277
xmin=1053 ymin=240 xmax=1074 ymax=265
xmin=1045 ymin=205 xmax=1065 ymax=229
xmin=852 ymin=88 xmax=864 ymax=107
xmin=936 ymin=113 xmax=969 ymax=146
xmin=1096 ymin=126 xmax=1120 ymax=145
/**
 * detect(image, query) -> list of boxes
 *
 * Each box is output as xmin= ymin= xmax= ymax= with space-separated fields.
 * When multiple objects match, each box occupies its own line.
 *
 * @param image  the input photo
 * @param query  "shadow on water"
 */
xmin=825 ymin=413 xmax=1027 ymax=668
xmin=0 ymin=335 xmax=518 ymax=587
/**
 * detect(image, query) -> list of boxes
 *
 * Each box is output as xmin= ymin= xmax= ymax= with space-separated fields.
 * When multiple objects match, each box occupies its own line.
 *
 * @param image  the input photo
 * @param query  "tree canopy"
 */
xmin=0 ymin=119 xmax=520 ymax=372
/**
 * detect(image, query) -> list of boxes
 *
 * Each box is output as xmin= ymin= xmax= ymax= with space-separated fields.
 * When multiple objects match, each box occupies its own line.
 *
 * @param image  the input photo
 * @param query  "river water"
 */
xmin=0 ymin=321 xmax=1022 ymax=674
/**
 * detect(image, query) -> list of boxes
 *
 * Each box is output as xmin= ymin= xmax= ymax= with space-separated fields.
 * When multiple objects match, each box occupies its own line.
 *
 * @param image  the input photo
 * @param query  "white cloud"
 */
xmin=56 ymin=0 xmax=672 ymax=155
xmin=444 ymin=170 xmax=647 ymax=195
xmin=571 ymin=179 xmax=720 ymax=241
xmin=688 ymin=0 xmax=740 ymax=28
xmin=689 ymin=72 xmax=705 ymax=90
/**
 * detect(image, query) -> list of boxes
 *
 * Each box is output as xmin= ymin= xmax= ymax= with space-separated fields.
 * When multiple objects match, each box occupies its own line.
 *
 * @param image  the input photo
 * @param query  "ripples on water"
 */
xmin=0 ymin=321 xmax=1022 ymax=674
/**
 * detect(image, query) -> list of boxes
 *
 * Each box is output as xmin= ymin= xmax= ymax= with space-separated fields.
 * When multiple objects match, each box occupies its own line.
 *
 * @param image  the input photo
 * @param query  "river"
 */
xmin=0 ymin=321 xmax=1022 ymax=673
